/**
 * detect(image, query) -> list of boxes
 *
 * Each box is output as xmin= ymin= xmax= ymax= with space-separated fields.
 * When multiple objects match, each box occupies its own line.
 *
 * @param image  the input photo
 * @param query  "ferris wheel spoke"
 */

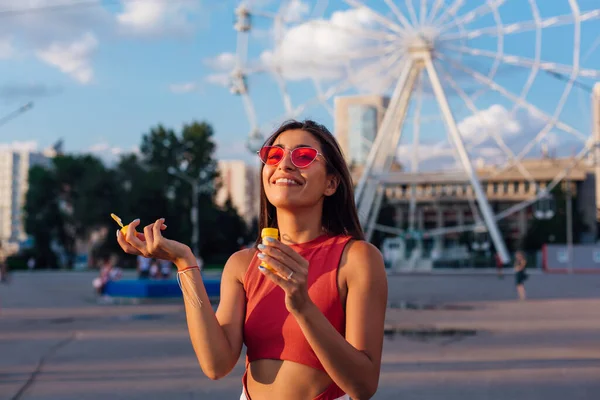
xmin=310 ymin=0 xmax=330 ymax=19
xmin=443 ymin=44 xmax=600 ymax=79
xmin=438 ymin=53 xmax=588 ymax=142
xmin=343 ymin=0 xmax=405 ymax=34
xmin=311 ymin=78 xmax=335 ymax=117
xmin=271 ymin=70 xmax=294 ymax=115
xmin=512 ymin=0 xmax=542 ymax=115
xmin=426 ymin=0 xmax=445 ymax=25
xmin=433 ymin=0 xmax=465 ymax=26
xmin=437 ymin=0 xmax=506 ymax=32
xmin=490 ymin=10 xmax=582 ymax=180
xmin=408 ymin=71 xmax=424 ymax=231
xmin=404 ymin=0 xmax=419 ymax=26
xmin=305 ymin=19 xmax=400 ymax=42
xmin=236 ymin=32 xmax=249 ymax=69
xmin=336 ymin=51 xmax=406 ymax=100
xmin=419 ymin=0 xmax=428 ymax=26
xmin=382 ymin=0 xmax=413 ymax=30
xmin=241 ymin=92 xmax=259 ymax=134
xmin=437 ymin=61 xmax=539 ymax=188
xmin=495 ymin=140 xmax=595 ymax=221
xmin=439 ymin=9 xmax=600 ymax=41
xmin=286 ymin=51 xmax=406 ymax=120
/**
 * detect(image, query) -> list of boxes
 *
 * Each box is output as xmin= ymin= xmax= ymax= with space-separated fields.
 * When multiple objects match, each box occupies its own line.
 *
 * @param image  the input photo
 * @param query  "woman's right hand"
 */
xmin=116 ymin=218 xmax=195 ymax=267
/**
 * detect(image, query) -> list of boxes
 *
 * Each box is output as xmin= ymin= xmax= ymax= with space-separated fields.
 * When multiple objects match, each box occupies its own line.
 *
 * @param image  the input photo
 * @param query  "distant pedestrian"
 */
xmin=494 ymin=253 xmax=504 ymax=279
xmin=0 ymin=241 xmax=8 ymax=284
xmin=514 ymin=251 xmax=528 ymax=300
xmin=137 ymin=255 xmax=151 ymax=279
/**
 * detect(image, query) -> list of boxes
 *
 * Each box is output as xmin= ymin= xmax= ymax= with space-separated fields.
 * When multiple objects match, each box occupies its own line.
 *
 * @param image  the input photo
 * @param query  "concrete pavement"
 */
xmin=1 ymin=271 xmax=599 ymax=399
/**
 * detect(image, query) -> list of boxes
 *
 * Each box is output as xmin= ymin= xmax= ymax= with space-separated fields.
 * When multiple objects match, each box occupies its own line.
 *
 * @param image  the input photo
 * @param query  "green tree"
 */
xmin=126 ymin=121 xmax=222 ymax=260
xmin=24 ymin=166 xmax=63 ymax=268
xmin=24 ymin=155 xmax=119 ymax=268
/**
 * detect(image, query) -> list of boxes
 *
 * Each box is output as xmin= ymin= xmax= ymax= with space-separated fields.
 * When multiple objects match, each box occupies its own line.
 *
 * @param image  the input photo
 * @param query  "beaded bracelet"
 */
xmin=176 ymin=266 xmax=203 ymax=309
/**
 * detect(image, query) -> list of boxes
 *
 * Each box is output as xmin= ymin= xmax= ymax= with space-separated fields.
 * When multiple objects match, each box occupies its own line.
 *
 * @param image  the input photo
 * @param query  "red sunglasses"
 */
xmin=258 ymin=146 xmax=322 ymax=168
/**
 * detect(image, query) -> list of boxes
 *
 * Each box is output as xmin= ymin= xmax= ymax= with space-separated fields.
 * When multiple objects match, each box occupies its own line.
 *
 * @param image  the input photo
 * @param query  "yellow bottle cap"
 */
xmin=261 ymin=228 xmax=279 ymax=238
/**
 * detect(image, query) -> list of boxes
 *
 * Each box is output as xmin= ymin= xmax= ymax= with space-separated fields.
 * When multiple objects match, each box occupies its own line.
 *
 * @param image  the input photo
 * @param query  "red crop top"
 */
xmin=242 ymin=233 xmax=352 ymax=399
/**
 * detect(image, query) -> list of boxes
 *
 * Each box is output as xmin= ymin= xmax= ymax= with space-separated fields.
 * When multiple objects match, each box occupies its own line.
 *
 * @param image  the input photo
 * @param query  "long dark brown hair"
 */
xmin=255 ymin=119 xmax=364 ymax=246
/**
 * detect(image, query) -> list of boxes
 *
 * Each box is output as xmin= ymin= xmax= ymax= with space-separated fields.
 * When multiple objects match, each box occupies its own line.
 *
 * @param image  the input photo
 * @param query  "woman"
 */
xmin=116 ymin=120 xmax=388 ymax=399
xmin=514 ymin=251 xmax=528 ymax=300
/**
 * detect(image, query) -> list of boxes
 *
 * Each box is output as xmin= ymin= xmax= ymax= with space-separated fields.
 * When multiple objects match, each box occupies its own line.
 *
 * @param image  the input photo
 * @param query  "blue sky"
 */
xmin=1 ymin=0 xmax=599 ymax=168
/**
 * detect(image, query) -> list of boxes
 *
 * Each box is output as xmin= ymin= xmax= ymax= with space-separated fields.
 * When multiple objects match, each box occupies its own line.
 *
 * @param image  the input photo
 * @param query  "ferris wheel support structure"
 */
xmin=355 ymin=37 xmax=511 ymax=264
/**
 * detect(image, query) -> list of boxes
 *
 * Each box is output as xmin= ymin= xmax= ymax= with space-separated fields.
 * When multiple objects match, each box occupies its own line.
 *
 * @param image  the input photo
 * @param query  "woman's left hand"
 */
xmin=257 ymin=237 xmax=313 ymax=315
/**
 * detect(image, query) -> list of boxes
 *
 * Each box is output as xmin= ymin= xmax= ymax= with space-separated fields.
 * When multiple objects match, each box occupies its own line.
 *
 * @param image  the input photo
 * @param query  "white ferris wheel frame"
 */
xmin=229 ymin=0 xmax=600 ymax=264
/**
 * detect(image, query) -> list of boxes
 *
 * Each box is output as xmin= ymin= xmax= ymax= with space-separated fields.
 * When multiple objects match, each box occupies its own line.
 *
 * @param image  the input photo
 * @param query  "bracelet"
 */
xmin=176 ymin=266 xmax=203 ymax=309
xmin=178 ymin=265 xmax=200 ymax=273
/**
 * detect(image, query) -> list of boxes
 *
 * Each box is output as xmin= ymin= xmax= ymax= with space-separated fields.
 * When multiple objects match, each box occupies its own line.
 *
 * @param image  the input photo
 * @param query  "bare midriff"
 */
xmin=246 ymin=359 xmax=332 ymax=400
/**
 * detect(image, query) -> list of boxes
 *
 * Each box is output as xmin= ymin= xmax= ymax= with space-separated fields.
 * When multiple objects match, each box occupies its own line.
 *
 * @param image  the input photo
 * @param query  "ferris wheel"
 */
xmin=212 ymin=0 xmax=600 ymax=263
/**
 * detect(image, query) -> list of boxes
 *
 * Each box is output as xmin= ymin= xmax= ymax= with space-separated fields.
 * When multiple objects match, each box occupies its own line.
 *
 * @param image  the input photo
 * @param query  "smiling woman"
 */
xmin=116 ymin=119 xmax=388 ymax=400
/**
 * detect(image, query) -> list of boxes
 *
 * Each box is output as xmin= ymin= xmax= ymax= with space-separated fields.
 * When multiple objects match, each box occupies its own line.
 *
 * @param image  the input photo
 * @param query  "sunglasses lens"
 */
xmin=291 ymin=147 xmax=318 ymax=167
xmin=259 ymin=146 xmax=284 ymax=165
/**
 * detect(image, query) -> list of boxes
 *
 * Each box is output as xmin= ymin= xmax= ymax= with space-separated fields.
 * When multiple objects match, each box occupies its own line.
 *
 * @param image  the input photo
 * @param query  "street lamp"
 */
xmin=167 ymin=166 xmax=211 ymax=259
xmin=0 ymin=102 xmax=34 ymax=128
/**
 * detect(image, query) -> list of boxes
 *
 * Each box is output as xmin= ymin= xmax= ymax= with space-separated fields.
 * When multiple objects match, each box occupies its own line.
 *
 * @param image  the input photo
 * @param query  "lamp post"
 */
xmin=0 ymin=102 xmax=34 ymax=129
xmin=167 ymin=167 xmax=210 ymax=259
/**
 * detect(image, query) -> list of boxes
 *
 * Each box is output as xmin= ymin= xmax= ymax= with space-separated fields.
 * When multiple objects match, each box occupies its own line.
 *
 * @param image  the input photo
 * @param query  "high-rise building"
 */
xmin=334 ymin=95 xmax=390 ymax=167
xmin=215 ymin=160 xmax=260 ymax=226
xmin=0 ymin=146 xmax=52 ymax=253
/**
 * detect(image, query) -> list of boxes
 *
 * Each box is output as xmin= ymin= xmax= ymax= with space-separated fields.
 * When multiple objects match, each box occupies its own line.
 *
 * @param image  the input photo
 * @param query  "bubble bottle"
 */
xmin=260 ymin=228 xmax=279 ymax=270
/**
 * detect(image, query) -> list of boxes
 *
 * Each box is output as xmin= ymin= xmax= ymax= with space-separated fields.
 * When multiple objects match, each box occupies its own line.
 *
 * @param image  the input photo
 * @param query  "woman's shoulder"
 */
xmin=341 ymin=239 xmax=386 ymax=281
xmin=222 ymin=247 xmax=256 ymax=282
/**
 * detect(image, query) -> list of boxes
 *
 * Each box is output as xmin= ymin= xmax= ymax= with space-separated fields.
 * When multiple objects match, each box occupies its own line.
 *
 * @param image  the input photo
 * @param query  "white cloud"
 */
xmin=259 ymin=7 xmax=377 ymax=82
xmin=1 ymin=0 xmax=202 ymax=82
xmin=36 ymin=33 xmax=98 ymax=84
xmin=282 ymin=0 xmax=311 ymax=22
xmin=205 ymin=73 xmax=231 ymax=87
xmin=203 ymin=52 xmax=239 ymax=88
xmin=205 ymin=7 xmax=387 ymax=88
xmin=204 ymin=52 xmax=237 ymax=71
xmin=117 ymin=0 xmax=200 ymax=36
xmin=457 ymin=104 xmax=522 ymax=143
xmin=395 ymin=104 xmax=553 ymax=171
xmin=169 ymin=82 xmax=199 ymax=94
xmin=0 ymin=36 xmax=15 ymax=59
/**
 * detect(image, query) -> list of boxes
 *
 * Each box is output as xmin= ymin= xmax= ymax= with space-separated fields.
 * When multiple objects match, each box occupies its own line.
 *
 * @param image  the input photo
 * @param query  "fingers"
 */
xmin=118 ymin=218 xmax=168 ymax=257
xmin=262 ymin=237 xmax=307 ymax=266
xmin=116 ymin=230 xmax=142 ymax=255
xmin=257 ymin=253 xmax=294 ymax=281
xmin=259 ymin=266 xmax=288 ymax=287
xmin=143 ymin=223 xmax=155 ymax=244
xmin=150 ymin=218 xmax=165 ymax=251
xmin=125 ymin=219 xmax=148 ymax=255
xmin=258 ymin=244 xmax=297 ymax=273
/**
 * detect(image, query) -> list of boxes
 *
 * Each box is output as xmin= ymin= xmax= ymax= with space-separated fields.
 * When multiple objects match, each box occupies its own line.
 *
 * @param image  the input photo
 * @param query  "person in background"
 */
xmin=159 ymin=259 xmax=172 ymax=279
xmin=136 ymin=254 xmax=151 ymax=279
xmin=93 ymin=255 xmax=122 ymax=295
xmin=494 ymin=253 xmax=504 ymax=279
xmin=514 ymin=251 xmax=528 ymax=300
xmin=116 ymin=119 xmax=388 ymax=400
xmin=0 ymin=241 xmax=8 ymax=284
xmin=27 ymin=257 xmax=36 ymax=272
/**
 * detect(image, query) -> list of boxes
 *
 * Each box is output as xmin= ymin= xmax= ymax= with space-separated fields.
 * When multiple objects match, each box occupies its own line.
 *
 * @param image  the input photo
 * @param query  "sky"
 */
xmin=1 ymin=0 xmax=599 ymax=170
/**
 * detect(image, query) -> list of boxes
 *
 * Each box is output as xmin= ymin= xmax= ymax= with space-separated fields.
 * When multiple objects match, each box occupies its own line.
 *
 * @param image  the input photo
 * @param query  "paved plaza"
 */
xmin=1 ymin=270 xmax=600 ymax=400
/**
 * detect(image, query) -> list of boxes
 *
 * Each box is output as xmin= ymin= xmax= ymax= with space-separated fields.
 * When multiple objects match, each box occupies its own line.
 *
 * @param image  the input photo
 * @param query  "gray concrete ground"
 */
xmin=1 ymin=270 xmax=600 ymax=400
